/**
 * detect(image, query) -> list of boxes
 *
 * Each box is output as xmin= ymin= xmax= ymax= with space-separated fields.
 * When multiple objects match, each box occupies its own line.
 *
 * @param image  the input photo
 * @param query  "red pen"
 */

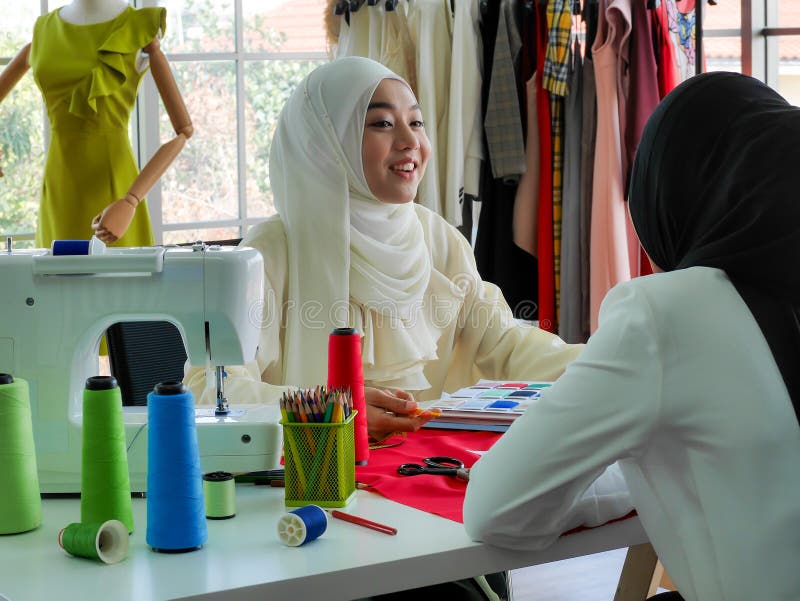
xmin=330 ymin=510 xmax=398 ymax=535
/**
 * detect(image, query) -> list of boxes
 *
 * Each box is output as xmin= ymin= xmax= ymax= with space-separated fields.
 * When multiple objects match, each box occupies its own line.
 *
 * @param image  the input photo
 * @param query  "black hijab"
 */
xmin=629 ymin=71 xmax=800 ymax=424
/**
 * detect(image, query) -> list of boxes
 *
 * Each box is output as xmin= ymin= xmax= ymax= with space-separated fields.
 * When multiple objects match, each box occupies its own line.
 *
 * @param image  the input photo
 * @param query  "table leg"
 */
xmin=613 ymin=543 xmax=659 ymax=601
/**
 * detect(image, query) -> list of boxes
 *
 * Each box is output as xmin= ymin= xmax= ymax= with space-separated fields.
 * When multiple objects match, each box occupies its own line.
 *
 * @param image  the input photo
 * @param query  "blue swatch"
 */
xmin=486 ymin=400 xmax=519 ymax=410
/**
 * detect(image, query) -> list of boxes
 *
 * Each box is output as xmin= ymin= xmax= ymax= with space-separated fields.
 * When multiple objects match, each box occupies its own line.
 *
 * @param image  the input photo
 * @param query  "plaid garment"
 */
xmin=544 ymin=0 xmax=573 ymax=327
xmin=550 ymin=94 xmax=564 ymax=326
xmin=484 ymin=0 xmax=526 ymax=180
xmin=543 ymin=0 xmax=573 ymax=97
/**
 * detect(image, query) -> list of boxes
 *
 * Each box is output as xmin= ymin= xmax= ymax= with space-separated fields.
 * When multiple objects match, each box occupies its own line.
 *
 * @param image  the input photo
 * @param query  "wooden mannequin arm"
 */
xmin=144 ymin=37 xmax=193 ymax=138
xmin=92 ymin=37 xmax=194 ymax=244
xmin=0 ymin=44 xmax=32 ymax=177
xmin=0 ymin=44 xmax=30 ymax=103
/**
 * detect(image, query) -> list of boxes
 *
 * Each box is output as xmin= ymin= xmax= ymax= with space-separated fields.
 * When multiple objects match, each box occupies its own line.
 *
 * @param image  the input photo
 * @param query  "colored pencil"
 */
xmin=329 ymin=510 xmax=397 ymax=535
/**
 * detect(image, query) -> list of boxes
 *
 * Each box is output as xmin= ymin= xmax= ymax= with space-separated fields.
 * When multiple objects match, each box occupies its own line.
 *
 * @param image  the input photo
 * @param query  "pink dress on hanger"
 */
xmin=589 ymin=0 xmax=639 ymax=332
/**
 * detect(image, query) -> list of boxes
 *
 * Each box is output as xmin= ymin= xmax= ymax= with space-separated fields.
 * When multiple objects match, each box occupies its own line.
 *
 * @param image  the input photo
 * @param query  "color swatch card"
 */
xmin=421 ymin=380 xmax=552 ymax=431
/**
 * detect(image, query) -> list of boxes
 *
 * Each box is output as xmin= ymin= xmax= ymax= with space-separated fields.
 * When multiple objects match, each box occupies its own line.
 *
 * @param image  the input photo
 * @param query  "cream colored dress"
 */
xmin=186 ymin=205 xmax=582 ymax=405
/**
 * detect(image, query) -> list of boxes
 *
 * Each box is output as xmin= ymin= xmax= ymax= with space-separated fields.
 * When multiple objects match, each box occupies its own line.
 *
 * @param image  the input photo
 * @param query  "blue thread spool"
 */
xmin=276 ymin=504 xmax=328 ymax=547
xmin=146 ymin=381 xmax=207 ymax=552
xmin=52 ymin=240 xmax=90 ymax=255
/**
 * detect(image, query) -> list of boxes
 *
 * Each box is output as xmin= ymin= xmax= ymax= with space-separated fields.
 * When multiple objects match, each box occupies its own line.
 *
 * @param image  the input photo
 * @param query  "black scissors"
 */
xmin=397 ymin=456 xmax=470 ymax=481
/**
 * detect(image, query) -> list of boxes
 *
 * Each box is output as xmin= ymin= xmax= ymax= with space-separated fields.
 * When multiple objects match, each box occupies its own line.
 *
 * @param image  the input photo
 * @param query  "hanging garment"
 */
xmin=664 ymin=0 xmax=695 ymax=81
xmin=368 ymin=2 xmax=383 ymax=59
xmin=484 ymin=0 xmax=526 ymax=182
xmin=654 ymin=0 xmax=680 ymax=97
xmin=625 ymin=0 xmax=660 ymax=191
xmin=407 ymin=0 xmax=455 ymax=223
xmin=579 ymin=0 xmax=599 ymax=342
xmin=612 ymin=0 xmax=633 ymax=184
xmin=30 ymin=6 xmax=159 ymax=247
xmin=535 ymin=1 xmax=556 ymax=332
xmin=335 ymin=5 xmax=371 ymax=59
xmin=379 ymin=3 xmax=417 ymax=93
xmin=474 ymin=0 xmax=540 ymax=321
xmin=559 ymin=39 xmax=584 ymax=344
xmin=543 ymin=0 xmax=573 ymax=330
xmin=625 ymin=0 xmax=661 ymax=280
xmin=447 ymin=0 xmax=484 ymax=239
xmin=589 ymin=0 xmax=638 ymax=332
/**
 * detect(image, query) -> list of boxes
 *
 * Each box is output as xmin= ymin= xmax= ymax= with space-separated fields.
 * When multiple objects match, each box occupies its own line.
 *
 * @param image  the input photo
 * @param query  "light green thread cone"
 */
xmin=0 ymin=377 xmax=42 ymax=534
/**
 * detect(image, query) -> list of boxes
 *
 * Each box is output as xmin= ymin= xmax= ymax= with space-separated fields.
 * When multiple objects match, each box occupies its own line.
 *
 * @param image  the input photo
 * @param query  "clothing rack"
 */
xmin=333 ymin=0 xmax=453 ymax=15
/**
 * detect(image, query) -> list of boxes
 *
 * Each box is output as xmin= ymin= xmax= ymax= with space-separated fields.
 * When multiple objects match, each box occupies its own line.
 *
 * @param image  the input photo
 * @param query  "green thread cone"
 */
xmin=0 ymin=376 xmax=42 ymax=534
xmin=59 ymin=520 xmax=129 ymax=564
xmin=81 ymin=377 xmax=134 ymax=533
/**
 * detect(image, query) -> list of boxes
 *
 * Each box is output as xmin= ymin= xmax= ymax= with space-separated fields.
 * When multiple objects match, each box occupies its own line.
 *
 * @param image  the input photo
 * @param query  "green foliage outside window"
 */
xmin=0 ymin=36 xmax=42 ymax=245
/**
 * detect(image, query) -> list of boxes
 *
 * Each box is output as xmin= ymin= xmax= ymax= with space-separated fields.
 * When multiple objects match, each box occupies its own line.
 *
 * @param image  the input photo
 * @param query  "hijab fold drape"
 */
xmin=629 ymin=72 xmax=800 ymax=423
xmin=269 ymin=57 xmax=436 ymax=389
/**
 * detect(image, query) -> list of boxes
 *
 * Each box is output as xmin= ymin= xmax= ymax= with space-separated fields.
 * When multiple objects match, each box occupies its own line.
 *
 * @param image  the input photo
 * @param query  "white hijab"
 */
xmin=270 ymin=57 xmax=437 ymax=390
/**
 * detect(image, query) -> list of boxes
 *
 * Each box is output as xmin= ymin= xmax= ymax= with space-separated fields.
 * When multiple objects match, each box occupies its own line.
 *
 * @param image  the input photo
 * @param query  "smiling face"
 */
xmin=361 ymin=78 xmax=431 ymax=204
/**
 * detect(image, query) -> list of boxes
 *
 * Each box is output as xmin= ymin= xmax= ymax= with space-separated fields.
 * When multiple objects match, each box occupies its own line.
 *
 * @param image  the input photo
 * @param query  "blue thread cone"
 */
xmin=146 ymin=382 xmax=206 ymax=552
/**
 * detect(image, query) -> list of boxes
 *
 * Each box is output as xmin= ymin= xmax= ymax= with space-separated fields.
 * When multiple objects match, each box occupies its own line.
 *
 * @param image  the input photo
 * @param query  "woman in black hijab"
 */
xmin=630 ymin=71 xmax=800 ymax=418
xmin=465 ymin=72 xmax=800 ymax=601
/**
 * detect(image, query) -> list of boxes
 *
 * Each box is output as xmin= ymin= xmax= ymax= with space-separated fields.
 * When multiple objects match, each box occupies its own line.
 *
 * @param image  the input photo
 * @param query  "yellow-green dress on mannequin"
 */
xmin=30 ymin=6 xmax=164 ymax=248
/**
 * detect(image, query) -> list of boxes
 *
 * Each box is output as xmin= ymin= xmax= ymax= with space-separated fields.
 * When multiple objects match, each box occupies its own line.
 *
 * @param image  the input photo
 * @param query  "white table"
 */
xmin=0 ymin=486 xmax=647 ymax=601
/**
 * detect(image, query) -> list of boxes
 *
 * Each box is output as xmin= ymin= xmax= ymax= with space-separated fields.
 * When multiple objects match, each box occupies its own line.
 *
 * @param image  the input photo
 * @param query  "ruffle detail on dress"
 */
xmin=354 ymin=269 xmax=464 ymax=392
xmin=69 ymin=7 xmax=167 ymax=119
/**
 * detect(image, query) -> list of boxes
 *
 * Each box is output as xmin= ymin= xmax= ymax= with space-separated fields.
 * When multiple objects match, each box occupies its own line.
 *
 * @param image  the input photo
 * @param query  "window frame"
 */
xmin=742 ymin=0 xmax=800 ymax=84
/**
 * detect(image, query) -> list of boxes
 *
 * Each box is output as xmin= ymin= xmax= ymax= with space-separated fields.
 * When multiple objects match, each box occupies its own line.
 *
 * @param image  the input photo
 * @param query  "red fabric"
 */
xmin=328 ymin=330 xmax=369 ymax=463
xmin=535 ymin=1 xmax=555 ymax=333
xmin=654 ymin=2 xmax=680 ymax=98
xmin=355 ymin=429 xmax=638 ymax=536
xmin=355 ymin=429 xmax=502 ymax=522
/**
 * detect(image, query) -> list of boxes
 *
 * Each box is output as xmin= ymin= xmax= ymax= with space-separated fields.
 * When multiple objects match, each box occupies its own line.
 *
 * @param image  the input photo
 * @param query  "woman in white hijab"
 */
xmin=186 ymin=56 xmax=581 ymax=440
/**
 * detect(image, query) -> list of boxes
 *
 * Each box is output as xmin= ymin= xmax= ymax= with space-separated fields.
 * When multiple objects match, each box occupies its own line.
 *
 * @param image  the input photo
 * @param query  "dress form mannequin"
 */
xmin=0 ymin=0 xmax=193 ymax=245
xmin=59 ymin=0 xmax=129 ymax=25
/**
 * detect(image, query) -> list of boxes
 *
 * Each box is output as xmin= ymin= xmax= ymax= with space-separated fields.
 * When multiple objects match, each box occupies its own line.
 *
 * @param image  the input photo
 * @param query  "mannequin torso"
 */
xmin=58 ymin=0 xmax=129 ymax=26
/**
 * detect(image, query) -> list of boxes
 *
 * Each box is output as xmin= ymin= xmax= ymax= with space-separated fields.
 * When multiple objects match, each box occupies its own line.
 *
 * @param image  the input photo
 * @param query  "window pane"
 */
xmin=705 ymin=36 xmax=742 ymax=74
xmin=162 ymin=0 xmax=234 ymax=54
xmin=244 ymin=59 xmax=324 ymax=219
xmin=163 ymin=226 xmax=241 ymax=245
xmin=778 ymin=1 xmax=800 ymax=29
xmin=0 ymin=5 xmax=45 ymax=240
xmin=3 ymin=4 xmax=37 ymax=42
xmin=160 ymin=61 xmax=239 ymax=225
xmin=242 ymin=0 xmax=327 ymax=53
xmin=702 ymin=3 xmax=741 ymax=75
xmin=777 ymin=36 xmax=800 ymax=106
xmin=703 ymin=1 xmax=739 ymax=31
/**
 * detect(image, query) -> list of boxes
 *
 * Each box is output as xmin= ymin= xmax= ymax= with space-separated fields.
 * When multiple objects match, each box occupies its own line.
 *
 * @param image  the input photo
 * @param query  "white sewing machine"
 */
xmin=0 ymin=239 xmax=282 ymax=493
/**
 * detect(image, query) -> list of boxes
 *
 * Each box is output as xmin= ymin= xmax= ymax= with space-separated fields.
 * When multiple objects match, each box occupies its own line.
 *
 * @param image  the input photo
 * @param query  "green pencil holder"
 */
xmin=282 ymin=411 xmax=357 ymax=508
